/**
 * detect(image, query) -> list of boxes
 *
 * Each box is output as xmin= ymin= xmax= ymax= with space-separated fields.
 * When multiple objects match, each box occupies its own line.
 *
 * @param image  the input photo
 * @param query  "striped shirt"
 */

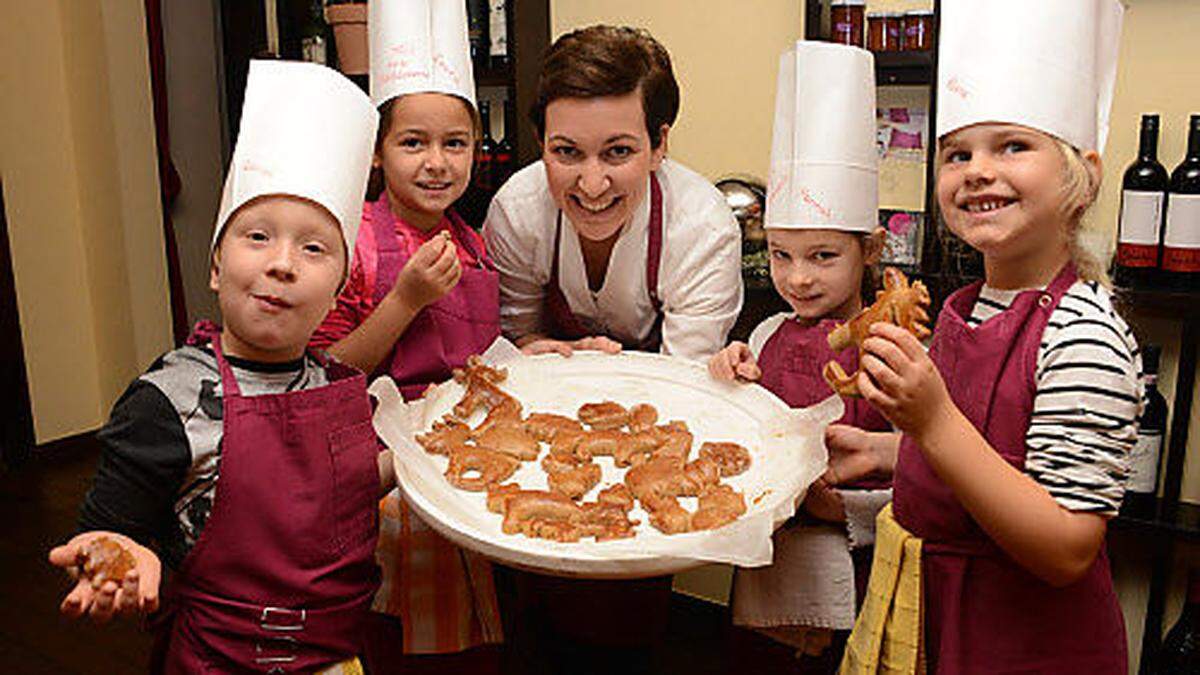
xmin=967 ymin=280 xmax=1143 ymax=515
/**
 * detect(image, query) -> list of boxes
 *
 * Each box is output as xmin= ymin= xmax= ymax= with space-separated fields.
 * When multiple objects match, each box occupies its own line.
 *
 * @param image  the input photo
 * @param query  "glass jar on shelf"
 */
xmin=867 ymin=11 xmax=902 ymax=52
xmin=830 ymin=0 xmax=866 ymax=48
xmin=902 ymin=10 xmax=935 ymax=51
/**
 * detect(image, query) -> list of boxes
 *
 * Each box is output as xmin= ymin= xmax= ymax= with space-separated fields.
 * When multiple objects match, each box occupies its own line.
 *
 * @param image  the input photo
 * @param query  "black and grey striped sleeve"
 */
xmin=1024 ymin=282 xmax=1143 ymax=515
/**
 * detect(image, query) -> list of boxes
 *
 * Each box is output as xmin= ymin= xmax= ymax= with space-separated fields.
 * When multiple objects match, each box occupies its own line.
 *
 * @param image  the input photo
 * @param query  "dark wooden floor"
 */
xmin=0 ymin=440 xmax=823 ymax=674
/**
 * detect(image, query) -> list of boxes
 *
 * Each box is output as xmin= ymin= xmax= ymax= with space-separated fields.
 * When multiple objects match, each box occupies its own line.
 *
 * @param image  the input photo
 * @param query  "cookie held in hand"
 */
xmin=76 ymin=536 xmax=136 ymax=589
xmin=823 ymin=267 xmax=931 ymax=397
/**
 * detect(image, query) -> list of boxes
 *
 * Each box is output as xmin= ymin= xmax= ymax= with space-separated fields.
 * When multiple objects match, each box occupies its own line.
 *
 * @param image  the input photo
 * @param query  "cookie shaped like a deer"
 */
xmin=823 ymin=267 xmax=932 ymax=397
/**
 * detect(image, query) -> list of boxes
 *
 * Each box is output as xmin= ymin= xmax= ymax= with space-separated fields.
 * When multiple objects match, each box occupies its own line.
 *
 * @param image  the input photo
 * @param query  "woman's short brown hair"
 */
xmin=530 ymin=25 xmax=680 ymax=149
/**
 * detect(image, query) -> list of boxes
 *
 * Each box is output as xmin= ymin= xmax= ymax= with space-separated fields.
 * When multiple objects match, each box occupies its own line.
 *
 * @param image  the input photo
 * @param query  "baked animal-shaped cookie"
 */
xmin=823 ymin=267 xmax=931 ymax=397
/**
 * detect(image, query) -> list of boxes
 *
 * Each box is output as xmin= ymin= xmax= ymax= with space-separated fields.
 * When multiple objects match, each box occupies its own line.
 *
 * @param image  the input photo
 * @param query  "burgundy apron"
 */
xmin=543 ymin=172 xmax=665 ymax=352
xmin=156 ymin=323 xmax=380 ymax=673
xmin=891 ymin=265 xmax=1127 ymax=673
xmin=370 ymin=198 xmax=500 ymax=400
xmin=758 ymin=317 xmax=892 ymax=435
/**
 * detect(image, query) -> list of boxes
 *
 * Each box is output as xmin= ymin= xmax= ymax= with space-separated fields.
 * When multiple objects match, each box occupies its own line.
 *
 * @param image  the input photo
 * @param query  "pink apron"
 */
xmin=735 ymin=318 xmax=892 ymax=622
xmin=369 ymin=198 xmax=500 ymax=400
xmin=892 ymin=265 xmax=1127 ymax=673
xmin=758 ymin=317 xmax=893 ymax=450
xmin=156 ymin=323 xmax=380 ymax=673
xmin=543 ymin=172 xmax=665 ymax=352
xmin=367 ymin=200 xmax=503 ymax=654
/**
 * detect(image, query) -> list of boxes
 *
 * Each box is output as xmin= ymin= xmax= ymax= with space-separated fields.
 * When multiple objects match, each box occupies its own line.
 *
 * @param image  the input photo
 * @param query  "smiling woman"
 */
xmin=482 ymin=25 xmax=743 ymax=361
xmin=478 ymin=23 xmax=743 ymax=670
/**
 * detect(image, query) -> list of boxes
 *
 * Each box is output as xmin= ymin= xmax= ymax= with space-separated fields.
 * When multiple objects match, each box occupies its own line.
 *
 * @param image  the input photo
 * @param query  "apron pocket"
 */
xmin=328 ymin=420 xmax=380 ymax=553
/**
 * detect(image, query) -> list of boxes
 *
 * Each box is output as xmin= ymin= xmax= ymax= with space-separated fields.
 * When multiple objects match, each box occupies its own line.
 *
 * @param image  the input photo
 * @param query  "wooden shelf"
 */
xmin=1114 ymin=286 xmax=1200 ymax=317
xmin=1113 ymin=500 xmax=1200 ymax=542
xmin=475 ymin=63 xmax=515 ymax=88
xmin=874 ymin=49 xmax=935 ymax=85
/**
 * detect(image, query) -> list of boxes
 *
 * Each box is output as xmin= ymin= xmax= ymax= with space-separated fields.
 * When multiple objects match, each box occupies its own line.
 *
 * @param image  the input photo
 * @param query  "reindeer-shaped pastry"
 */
xmin=823 ymin=267 xmax=932 ymax=397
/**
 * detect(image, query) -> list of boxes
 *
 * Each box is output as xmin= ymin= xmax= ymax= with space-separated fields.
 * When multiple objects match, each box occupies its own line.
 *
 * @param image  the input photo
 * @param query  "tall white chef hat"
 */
xmin=765 ymin=41 xmax=878 ymax=232
xmin=370 ymin=0 xmax=477 ymax=109
xmin=213 ymin=60 xmax=378 ymax=263
xmin=936 ymin=0 xmax=1124 ymax=152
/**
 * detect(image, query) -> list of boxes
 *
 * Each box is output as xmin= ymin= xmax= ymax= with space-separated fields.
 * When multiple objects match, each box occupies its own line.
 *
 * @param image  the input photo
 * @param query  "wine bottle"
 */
xmin=1163 ymin=114 xmax=1200 ymax=288
xmin=466 ymin=0 xmax=489 ymax=67
xmin=299 ymin=0 xmax=328 ymax=65
xmin=494 ymin=98 xmax=515 ymax=187
xmin=488 ymin=0 xmax=510 ymax=68
xmin=1157 ymin=569 xmax=1200 ymax=673
xmin=1114 ymin=115 xmax=1169 ymax=289
xmin=475 ymin=100 xmax=496 ymax=192
xmin=1121 ymin=344 xmax=1166 ymax=518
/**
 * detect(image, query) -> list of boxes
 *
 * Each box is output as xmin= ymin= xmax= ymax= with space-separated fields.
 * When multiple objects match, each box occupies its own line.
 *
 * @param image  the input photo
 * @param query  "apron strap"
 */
xmin=645 ymin=171 xmax=664 ymax=314
xmin=446 ymin=209 xmax=495 ymax=272
xmin=207 ymin=333 xmax=242 ymax=398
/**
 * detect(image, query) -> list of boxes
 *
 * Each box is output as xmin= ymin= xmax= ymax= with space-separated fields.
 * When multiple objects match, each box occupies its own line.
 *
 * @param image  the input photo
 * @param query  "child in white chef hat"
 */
xmin=709 ymin=41 xmax=893 ymax=664
xmin=50 ymin=60 xmax=387 ymax=674
xmin=836 ymin=1 xmax=1141 ymax=672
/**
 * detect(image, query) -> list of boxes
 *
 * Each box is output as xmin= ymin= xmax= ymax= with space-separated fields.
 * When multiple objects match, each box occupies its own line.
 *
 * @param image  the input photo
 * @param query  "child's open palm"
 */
xmin=48 ymin=531 xmax=161 ymax=625
xmin=392 ymin=232 xmax=462 ymax=309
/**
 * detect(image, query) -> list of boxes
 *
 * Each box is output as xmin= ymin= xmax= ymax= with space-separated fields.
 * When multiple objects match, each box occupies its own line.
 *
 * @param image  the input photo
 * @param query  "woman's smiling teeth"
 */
xmin=574 ymin=194 xmax=619 ymax=213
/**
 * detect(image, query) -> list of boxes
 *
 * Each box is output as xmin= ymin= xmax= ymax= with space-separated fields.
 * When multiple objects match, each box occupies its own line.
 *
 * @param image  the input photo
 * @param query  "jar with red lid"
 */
xmin=902 ymin=10 xmax=934 ymax=51
xmin=830 ymin=0 xmax=866 ymax=48
xmin=867 ymin=12 xmax=902 ymax=52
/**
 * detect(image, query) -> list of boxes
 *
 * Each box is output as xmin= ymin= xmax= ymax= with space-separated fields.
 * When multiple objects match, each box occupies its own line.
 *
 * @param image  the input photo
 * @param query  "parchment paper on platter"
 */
xmin=369 ymin=338 xmax=842 ymax=578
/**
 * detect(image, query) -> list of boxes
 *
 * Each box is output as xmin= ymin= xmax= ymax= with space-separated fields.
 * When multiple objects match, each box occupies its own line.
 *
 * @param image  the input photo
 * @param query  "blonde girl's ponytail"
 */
xmin=1055 ymin=137 xmax=1110 ymax=286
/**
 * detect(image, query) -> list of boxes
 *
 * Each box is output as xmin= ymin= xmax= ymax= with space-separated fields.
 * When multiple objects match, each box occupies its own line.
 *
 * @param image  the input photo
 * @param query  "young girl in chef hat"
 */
xmin=51 ymin=60 xmax=385 ymax=673
xmin=837 ymin=1 xmax=1141 ymax=672
xmin=308 ymin=0 xmax=504 ymax=666
xmin=708 ymin=41 xmax=893 ymax=664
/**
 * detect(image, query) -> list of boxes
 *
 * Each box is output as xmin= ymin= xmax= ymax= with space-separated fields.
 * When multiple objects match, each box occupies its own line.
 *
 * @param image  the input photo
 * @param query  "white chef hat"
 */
xmin=936 ymin=0 xmax=1124 ymax=152
xmin=213 ymin=60 xmax=378 ymax=261
xmin=765 ymin=41 xmax=878 ymax=232
xmin=370 ymin=0 xmax=477 ymax=110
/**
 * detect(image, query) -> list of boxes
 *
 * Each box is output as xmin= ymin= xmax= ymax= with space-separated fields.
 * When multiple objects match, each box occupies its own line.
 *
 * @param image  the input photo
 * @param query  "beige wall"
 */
xmin=551 ymin=1 xmax=804 ymax=183
xmin=0 ymin=1 xmax=172 ymax=443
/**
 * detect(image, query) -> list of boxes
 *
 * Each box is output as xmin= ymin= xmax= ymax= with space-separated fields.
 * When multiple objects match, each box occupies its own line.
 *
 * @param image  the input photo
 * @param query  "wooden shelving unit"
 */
xmin=1111 ymin=286 xmax=1200 ymax=673
xmin=216 ymin=1 xmax=550 ymax=227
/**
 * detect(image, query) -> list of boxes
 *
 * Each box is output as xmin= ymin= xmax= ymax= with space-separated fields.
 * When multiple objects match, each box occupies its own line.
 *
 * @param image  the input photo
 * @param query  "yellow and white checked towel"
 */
xmin=316 ymin=657 xmax=364 ymax=675
xmin=840 ymin=503 xmax=924 ymax=674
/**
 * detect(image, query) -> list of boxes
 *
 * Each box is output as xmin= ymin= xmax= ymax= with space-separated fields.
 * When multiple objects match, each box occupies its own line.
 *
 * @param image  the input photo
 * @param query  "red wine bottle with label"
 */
xmin=1163 ymin=114 xmax=1200 ymax=288
xmin=1115 ymin=114 xmax=1168 ymax=289
xmin=1121 ymin=344 xmax=1166 ymax=518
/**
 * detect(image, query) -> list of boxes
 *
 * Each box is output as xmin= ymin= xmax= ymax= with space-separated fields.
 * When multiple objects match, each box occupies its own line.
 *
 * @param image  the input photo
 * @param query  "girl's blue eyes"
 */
xmin=945 ymin=141 xmax=1028 ymax=163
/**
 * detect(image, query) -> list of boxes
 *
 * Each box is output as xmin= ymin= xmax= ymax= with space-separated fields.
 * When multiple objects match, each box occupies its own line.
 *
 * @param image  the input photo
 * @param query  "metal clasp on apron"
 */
xmin=254 ymin=634 xmax=298 ymax=667
xmin=1038 ymin=293 xmax=1053 ymax=308
xmin=260 ymin=606 xmax=306 ymax=631
xmin=255 ymin=606 xmax=305 ymax=668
